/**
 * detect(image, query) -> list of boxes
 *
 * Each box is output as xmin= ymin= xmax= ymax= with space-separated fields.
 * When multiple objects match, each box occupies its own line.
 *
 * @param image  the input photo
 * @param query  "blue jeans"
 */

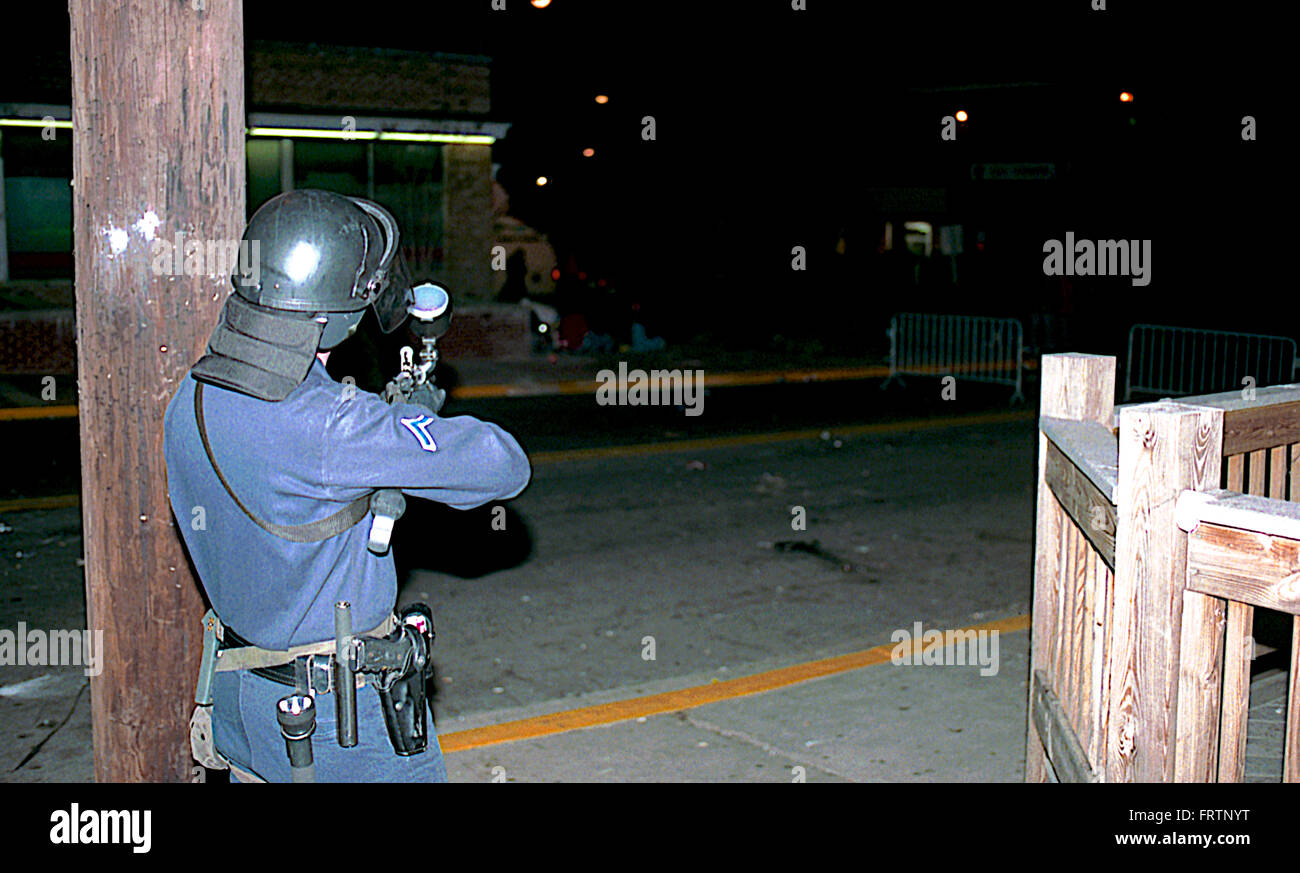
xmin=212 ymin=670 xmax=448 ymax=783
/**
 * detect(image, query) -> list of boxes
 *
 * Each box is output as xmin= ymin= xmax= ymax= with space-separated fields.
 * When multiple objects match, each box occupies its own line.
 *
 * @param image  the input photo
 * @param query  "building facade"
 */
xmin=1 ymin=42 xmax=508 ymax=301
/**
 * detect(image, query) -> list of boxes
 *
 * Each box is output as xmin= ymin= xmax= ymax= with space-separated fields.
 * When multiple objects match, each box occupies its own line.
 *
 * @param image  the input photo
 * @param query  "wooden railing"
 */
xmin=1028 ymin=353 xmax=1300 ymax=782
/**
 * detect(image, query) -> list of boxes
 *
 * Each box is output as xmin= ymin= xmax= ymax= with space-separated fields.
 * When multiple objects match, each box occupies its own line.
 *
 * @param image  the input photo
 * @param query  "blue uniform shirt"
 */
xmin=163 ymin=358 xmax=530 ymax=650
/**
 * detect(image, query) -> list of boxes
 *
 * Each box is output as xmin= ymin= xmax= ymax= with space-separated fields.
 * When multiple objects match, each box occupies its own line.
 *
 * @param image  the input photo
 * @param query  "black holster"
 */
xmin=370 ymin=604 xmax=436 ymax=757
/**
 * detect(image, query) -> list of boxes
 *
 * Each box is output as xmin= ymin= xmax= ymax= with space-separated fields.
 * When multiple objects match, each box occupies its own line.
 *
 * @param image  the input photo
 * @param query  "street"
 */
xmin=1 ymin=375 xmax=1041 ymax=781
xmin=420 ymin=401 xmax=1038 ymax=781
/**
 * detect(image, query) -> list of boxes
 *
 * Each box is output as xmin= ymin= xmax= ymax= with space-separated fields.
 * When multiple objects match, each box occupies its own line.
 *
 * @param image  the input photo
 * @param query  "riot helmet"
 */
xmin=191 ymin=190 xmax=416 ymax=401
xmin=233 ymin=190 xmax=414 ymax=346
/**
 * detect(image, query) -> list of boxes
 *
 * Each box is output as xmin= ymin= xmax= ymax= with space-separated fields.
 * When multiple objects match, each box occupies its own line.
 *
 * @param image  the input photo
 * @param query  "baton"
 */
xmin=334 ymin=601 xmax=358 ymax=748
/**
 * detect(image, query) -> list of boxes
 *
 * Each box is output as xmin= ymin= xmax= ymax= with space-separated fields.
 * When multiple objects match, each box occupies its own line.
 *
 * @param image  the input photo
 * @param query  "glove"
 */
xmin=406 ymin=382 xmax=446 ymax=415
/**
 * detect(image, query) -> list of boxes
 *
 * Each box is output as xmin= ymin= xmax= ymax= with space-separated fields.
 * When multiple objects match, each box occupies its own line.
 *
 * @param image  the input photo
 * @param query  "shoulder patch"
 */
xmin=399 ymin=414 xmax=438 ymax=452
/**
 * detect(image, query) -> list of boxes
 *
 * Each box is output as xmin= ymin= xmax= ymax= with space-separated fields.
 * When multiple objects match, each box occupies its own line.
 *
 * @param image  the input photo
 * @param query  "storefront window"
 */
xmin=373 ymin=142 xmax=443 ymax=282
xmin=0 ymin=130 xmax=447 ymax=283
xmin=2 ymin=128 xmax=74 ymax=278
xmin=293 ymin=140 xmax=368 ymax=197
xmin=246 ymin=139 xmax=281 ymax=214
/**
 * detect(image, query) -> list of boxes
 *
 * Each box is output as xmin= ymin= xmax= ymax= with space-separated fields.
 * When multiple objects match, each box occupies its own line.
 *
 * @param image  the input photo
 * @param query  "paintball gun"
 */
xmin=368 ymin=282 xmax=454 ymax=554
xmin=382 ymin=282 xmax=452 ymax=408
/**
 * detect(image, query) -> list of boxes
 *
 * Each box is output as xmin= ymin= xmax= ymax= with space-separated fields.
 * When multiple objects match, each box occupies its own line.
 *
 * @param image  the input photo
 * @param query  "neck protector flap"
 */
xmin=190 ymin=295 xmax=324 ymax=401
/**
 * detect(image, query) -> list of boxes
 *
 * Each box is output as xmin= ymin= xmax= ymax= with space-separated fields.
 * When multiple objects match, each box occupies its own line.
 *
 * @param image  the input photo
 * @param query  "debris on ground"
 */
xmin=762 ymin=538 xmax=854 ymax=572
xmin=0 ymin=675 xmax=57 ymax=699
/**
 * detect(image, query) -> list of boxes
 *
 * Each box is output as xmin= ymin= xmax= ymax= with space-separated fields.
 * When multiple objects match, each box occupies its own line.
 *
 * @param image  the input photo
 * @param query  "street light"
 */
xmin=1119 ymin=91 xmax=1134 ymax=103
xmin=595 ymin=95 xmax=610 ymax=104
xmin=582 ymin=147 xmax=595 ymax=157
xmin=955 ymin=110 xmax=968 ymax=122
xmin=536 ymin=176 xmax=549 ymax=186
xmin=531 ymin=0 xmax=551 ymax=8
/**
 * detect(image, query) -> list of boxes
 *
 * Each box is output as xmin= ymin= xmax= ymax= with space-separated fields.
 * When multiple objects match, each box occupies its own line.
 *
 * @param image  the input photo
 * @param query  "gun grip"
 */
xmin=367 ymin=489 xmax=407 ymax=554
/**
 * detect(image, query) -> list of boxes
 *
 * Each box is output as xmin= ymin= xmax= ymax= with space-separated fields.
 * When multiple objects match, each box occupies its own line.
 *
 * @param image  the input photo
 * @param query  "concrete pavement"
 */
xmin=440 ymin=623 xmax=1030 ymax=783
xmin=1 ymin=406 xmax=1286 ymax=782
xmin=2 ymin=409 xmax=1041 ymax=782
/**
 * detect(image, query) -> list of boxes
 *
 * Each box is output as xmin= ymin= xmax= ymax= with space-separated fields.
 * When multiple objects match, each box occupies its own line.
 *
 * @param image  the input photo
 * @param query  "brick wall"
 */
xmin=249 ymin=42 xmax=491 ymax=115
xmin=0 ymin=309 xmax=77 ymax=375
xmin=0 ymin=302 xmax=531 ymax=377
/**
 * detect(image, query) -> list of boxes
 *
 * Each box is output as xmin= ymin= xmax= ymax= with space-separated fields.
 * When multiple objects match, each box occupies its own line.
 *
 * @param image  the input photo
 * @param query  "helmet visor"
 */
xmin=348 ymin=196 xmax=412 ymax=334
xmin=372 ymin=249 xmax=415 ymax=334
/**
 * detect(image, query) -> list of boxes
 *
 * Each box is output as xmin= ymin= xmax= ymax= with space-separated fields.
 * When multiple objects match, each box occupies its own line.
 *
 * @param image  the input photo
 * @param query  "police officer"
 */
xmin=163 ymin=190 xmax=530 ymax=782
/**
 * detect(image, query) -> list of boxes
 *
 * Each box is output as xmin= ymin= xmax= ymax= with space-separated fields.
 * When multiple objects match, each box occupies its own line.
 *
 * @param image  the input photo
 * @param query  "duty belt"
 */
xmin=194 ymin=602 xmax=436 ymax=770
xmin=200 ymin=611 xmax=397 ymax=696
xmin=220 ymin=623 xmax=370 ymax=690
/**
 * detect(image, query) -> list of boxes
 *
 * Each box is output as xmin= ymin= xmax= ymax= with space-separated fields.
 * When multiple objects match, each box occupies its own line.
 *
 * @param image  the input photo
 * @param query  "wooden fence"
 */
xmin=1027 ymin=353 xmax=1300 ymax=782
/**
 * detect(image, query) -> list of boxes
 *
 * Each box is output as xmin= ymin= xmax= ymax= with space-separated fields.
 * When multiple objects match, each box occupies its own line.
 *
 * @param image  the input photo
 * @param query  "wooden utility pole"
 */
xmin=70 ymin=0 xmax=245 ymax=782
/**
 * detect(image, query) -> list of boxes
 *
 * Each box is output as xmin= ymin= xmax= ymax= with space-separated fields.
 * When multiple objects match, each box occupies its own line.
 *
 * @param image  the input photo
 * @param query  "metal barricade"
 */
xmin=883 ymin=312 xmax=1025 ymax=403
xmin=1124 ymin=324 xmax=1298 ymax=400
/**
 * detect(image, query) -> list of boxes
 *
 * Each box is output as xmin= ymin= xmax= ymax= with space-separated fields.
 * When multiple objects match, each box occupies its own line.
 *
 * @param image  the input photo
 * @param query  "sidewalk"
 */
xmin=441 ymin=624 xmax=1031 ymax=783
xmin=1 ymin=608 xmax=1288 ymax=783
xmin=0 ymin=528 xmax=1033 ymax=783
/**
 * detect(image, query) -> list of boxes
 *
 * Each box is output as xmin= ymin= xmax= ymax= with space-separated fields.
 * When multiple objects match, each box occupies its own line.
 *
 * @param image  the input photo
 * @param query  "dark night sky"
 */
xmin=240 ymin=1 xmax=1283 ymax=311
xmin=3 ymin=2 xmax=1288 ymax=341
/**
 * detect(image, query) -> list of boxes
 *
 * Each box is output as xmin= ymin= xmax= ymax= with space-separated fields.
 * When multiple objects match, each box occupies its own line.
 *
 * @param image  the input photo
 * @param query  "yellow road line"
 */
xmin=440 ymin=614 xmax=1031 ymax=753
xmin=0 ymin=360 xmax=1036 ymax=413
xmin=0 ymin=410 xmax=1033 ymax=513
xmin=452 ymin=360 xmax=1033 ymax=399
xmin=452 ymin=365 xmax=891 ymax=398
xmin=530 ymin=409 xmax=1033 ymax=465
xmin=0 ymin=405 xmax=78 ymax=422
xmin=0 ymin=494 xmax=81 ymax=513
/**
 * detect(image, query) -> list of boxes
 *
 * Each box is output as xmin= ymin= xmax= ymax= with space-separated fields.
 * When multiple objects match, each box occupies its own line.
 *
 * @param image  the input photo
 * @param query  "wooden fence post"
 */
xmin=1107 ymin=402 xmax=1222 ymax=782
xmin=1028 ymin=353 xmax=1114 ymax=781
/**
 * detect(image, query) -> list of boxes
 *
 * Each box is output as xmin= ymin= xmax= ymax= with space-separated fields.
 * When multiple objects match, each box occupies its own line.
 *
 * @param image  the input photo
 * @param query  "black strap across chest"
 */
xmin=193 ymin=382 xmax=371 ymax=542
